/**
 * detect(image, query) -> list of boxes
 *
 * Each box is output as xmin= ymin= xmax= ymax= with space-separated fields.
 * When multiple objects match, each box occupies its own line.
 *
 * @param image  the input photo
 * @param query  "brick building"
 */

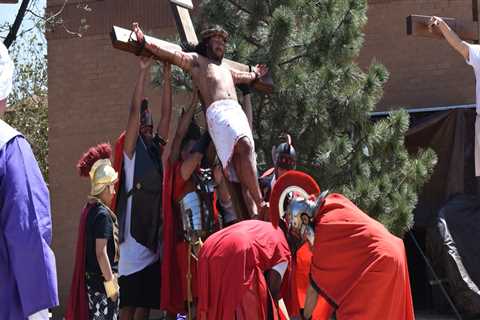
xmin=47 ymin=0 xmax=476 ymax=316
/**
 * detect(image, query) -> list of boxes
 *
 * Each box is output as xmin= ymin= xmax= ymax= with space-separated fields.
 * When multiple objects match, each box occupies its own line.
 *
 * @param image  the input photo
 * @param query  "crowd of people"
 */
xmin=4 ymin=15 xmax=471 ymax=320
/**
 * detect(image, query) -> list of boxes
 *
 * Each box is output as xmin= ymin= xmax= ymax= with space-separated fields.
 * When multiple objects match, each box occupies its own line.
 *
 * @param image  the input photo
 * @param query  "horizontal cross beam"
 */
xmin=406 ymin=15 xmax=479 ymax=42
xmin=110 ymin=26 xmax=273 ymax=94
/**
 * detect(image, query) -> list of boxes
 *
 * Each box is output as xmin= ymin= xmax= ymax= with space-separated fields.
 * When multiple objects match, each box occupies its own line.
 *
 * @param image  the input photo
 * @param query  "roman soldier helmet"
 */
xmin=140 ymin=98 xmax=153 ymax=128
xmin=77 ymin=143 xmax=118 ymax=196
xmin=272 ymin=134 xmax=296 ymax=170
xmin=269 ymin=170 xmax=328 ymax=245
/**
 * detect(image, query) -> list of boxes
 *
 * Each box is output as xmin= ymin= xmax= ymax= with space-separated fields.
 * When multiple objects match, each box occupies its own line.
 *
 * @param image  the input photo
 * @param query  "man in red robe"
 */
xmin=270 ymin=171 xmax=415 ymax=320
xmin=197 ymin=220 xmax=292 ymax=320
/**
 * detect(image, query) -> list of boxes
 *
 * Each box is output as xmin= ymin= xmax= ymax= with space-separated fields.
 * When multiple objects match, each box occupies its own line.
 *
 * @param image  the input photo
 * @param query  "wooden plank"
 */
xmin=170 ymin=0 xmax=193 ymax=10
xmin=406 ymin=14 xmax=478 ymax=41
xmin=170 ymin=3 xmax=199 ymax=46
xmin=111 ymin=26 xmax=273 ymax=93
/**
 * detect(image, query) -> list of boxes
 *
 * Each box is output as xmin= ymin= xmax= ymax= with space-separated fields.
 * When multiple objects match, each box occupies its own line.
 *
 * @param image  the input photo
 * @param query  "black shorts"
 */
xmin=119 ymin=259 xmax=161 ymax=309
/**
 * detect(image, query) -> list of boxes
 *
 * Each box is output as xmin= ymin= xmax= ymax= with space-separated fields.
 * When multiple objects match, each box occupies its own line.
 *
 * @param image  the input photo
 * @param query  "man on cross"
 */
xmin=428 ymin=16 xmax=480 ymax=189
xmin=133 ymin=23 xmax=269 ymax=217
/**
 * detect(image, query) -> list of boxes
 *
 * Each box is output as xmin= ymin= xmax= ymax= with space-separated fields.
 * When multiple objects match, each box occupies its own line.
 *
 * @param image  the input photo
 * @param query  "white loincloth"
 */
xmin=206 ymin=99 xmax=256 ymax=182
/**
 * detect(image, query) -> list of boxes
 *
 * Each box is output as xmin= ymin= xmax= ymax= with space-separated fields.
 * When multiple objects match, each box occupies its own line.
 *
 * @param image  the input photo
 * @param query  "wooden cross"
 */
xmin=406 ymin=1 xmax=480 ymax=42
xmin=110 ymin=0 xmax=273 ymax=93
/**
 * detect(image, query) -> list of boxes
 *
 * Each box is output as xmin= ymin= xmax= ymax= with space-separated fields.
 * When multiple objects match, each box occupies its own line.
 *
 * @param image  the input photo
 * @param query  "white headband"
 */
xmin=0 ymin=42 xmax=14 ymax=101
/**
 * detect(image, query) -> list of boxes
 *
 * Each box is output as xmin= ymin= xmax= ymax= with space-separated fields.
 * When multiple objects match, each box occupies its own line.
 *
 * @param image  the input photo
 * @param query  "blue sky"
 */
xmin=0 ymin=0 xmax=46 ymax=38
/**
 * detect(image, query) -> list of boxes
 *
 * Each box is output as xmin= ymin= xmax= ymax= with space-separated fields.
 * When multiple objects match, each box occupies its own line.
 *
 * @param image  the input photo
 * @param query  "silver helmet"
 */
xmin=284 ymin=191 xmax=328 ymax=245
xmin=269 ymin=170 xmax=328 ymax=245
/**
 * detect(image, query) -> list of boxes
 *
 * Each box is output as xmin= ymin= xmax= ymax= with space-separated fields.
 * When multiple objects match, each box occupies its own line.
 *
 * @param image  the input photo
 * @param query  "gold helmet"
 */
xmin=89 ymin=159 xmax=118 ymax=196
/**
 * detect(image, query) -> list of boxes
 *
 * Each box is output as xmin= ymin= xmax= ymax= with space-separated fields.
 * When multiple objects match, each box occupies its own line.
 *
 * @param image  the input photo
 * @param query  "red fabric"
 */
xmin=198 ymin=220 xmax=291 ymax=320
xmin=160 ymin=161 xmax=186 ymax=313
xmin=311 ymin=193 xmax=415 ymax=320
xmin=65 ymin=204 xmax=91 ymax=320
xmin=111 ymin=131 xmax=126 ymax=212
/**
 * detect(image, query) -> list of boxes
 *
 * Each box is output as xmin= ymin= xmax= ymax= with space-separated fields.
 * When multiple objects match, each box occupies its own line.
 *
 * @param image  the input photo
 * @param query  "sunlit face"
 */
xmin=208 ymin=35 xmax=226 ymax=61
xmin=100 ymin=183 xmax=116 ymax=205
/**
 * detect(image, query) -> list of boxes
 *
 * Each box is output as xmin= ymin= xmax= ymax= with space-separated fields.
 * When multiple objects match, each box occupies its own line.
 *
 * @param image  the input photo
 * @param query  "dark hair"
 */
xmin=180 ymin=120 xmax=202 ymax=151
xmin=182 ymin=40 xmax=208 ymax=57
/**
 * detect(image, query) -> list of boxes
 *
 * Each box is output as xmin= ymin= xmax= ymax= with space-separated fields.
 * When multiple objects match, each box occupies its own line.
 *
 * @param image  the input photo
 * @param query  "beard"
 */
xmin=206 ymin=46 xmax=224 ymax=63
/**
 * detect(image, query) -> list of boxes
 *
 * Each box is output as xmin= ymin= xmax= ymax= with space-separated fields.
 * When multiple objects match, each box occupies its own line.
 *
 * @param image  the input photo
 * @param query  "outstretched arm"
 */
xmin=429 ymin=16 xmax=469 ymax=60
xmin=157 ymin=62 xmax=172 ymax=142
xmin=238 ymin=84 xmax=253 ymax=129
xmin=133 ymin=22 xmax=196 ymax=72
xmin=124 ymin=57 xmax=153 ymax=159
xmin=231 ymin=64 xmax=268 ymax=84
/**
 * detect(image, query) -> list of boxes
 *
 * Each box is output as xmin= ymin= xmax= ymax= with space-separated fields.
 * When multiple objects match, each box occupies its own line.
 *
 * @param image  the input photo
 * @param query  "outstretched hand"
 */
xmin=132 ymin=22 xmax=145 ymax=43
xmin=427 ymin=16 xmax=443 ymax=33
xmin=254 ymin=64 xmax=269 ymax=79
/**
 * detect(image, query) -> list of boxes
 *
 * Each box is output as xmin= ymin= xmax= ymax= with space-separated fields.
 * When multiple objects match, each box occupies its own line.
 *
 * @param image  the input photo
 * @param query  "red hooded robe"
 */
xmin=310 ymin=193 xmax=415 ymax=320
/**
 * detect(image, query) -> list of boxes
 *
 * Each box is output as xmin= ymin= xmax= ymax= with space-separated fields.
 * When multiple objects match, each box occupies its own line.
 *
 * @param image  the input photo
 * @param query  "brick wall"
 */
xmin=47 ymin=0 xmax=477 ymax=316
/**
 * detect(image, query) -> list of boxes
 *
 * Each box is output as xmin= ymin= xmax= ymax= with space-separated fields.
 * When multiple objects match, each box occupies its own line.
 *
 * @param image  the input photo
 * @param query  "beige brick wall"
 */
xmin=47 ymin=0 xmax=477 ymax=316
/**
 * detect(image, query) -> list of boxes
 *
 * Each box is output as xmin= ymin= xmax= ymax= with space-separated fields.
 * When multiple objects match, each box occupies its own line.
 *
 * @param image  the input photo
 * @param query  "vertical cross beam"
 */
xmin=169 ymin=0 xmax=199 ymax=46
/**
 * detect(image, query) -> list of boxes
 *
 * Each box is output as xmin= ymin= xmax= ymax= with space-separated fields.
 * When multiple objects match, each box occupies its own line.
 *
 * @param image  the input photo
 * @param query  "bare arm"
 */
xmin=133 ymin=22 xmax=196 ymax=72
xmin=231 ymin=64 xmax=268 ymax=84
xmin=157 ymin=63 xmax=172 ymax=141
xmin=429 ymin=16 xmax=469 ymax=60
xmin=242 ymin=93 xmax=253 ymax=129
xmin=163 ymin=90 xmax=198 ymax=165
xmin=180 ymin=153 xmax=204 ymax=181
xmin=95 ymin=239 xmax=117 ymax=300
xmin=124 ymin=57 xmax=153 ymax=159
xmin=303 ymin=283 xmax=319 ymax=319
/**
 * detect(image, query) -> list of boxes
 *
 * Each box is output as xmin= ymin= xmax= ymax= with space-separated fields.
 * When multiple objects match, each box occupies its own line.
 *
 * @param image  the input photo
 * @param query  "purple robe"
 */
xmin=0 ymin=119 xmax=58 ymax=319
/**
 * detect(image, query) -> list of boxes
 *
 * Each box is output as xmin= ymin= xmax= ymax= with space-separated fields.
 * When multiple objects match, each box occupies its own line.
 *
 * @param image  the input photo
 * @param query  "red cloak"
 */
xmin=311 ymin=193 xmax=415 ymax=320
xmin=111 ymin=131 xmax=126 ymax=212
xmin=65 ymin=204 xmax=91 ymax=320
xmin=160 ymin=160 xmax=186 ymax=313
xmin=197 ymin=220 xmax=291 ymax=320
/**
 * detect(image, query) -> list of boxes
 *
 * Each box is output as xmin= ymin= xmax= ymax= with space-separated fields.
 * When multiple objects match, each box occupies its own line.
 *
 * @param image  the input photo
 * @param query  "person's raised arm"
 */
xmin=157 ymin=62 xmax=172 ymax=142
xmin=180 ymin=132 xmax=211 ymax=181
xmin=429 ymin=16 xmax=469 ymax=60
xmin=231 ymin=64 xmax=268 ymax=84
xmin=124 ymin=57 xmax=153 ymax=159
xmin=302 ymin=282 xmax=319 ymax=320
xmin=237 ymin=84 xmax=253 ymax=129
xmin=162 ymin=90 xmax=198 ymax=165
xmin=133 ymin=22 xmax=196 ymax=72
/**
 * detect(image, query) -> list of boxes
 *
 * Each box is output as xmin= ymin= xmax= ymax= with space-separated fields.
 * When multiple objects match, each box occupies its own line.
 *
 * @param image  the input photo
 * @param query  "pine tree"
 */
xmin=169 ymin=0 xmax=437 ymax=236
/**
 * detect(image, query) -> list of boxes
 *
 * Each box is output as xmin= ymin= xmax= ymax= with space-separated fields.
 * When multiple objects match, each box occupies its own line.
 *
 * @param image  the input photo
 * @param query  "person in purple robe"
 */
xmin=0 ymin=42 xmax=58 ymax=319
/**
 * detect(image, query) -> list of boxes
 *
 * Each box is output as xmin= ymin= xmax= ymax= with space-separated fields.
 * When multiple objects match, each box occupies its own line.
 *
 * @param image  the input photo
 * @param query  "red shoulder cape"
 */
xmin=65 ymin=204 xmax=91 ymax=320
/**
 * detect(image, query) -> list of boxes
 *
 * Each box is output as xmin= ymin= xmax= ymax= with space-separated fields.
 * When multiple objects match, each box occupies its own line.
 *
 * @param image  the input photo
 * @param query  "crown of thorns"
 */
xmin=200 ymin=26 xmax=229 ymax=42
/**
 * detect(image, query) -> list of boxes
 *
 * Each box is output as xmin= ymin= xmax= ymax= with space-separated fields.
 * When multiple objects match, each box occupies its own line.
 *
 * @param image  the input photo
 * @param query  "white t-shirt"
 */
xmin=118 ymin=150 xmax=160 ymax=276
xmin=466 ymin=44 xmax=480 ymax=115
